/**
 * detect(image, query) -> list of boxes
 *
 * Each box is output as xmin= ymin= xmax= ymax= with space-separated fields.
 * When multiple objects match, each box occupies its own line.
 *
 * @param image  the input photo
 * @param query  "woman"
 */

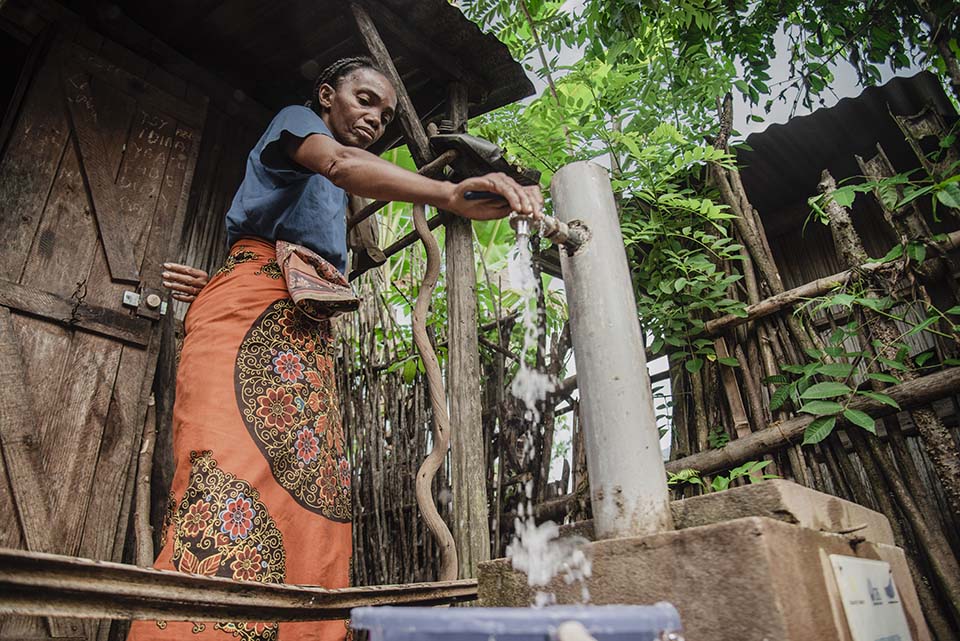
xmin=129 ymin=57 xmax=541 ymax=641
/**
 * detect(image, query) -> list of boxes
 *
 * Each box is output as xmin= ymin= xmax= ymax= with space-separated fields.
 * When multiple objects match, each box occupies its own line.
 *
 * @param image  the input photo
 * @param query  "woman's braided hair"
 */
xmin=306 ymin=56 xmax=383 ymax=115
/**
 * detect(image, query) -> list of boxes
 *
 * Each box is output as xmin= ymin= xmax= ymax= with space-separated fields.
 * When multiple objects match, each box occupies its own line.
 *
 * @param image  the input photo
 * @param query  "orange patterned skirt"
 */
xmin=128 ymin=239 xmax=352 ymax=641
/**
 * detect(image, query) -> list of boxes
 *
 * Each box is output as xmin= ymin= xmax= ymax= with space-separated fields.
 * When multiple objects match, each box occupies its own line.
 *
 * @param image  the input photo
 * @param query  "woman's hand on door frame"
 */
xmin=162 ymin=263 xmax=209 ymax=303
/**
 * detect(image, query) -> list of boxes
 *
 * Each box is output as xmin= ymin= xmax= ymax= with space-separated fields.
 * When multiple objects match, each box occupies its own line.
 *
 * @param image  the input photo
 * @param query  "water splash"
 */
xmin=507 ymin=517 xmax=592 ymax=606
xmin=507 ymin=235 xmax=555 ymax=422
xmin=505 ymin=233 xmax=590 ymax=607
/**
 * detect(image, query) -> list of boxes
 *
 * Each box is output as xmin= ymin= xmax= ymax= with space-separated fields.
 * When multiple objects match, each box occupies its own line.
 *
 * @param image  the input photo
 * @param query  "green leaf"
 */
xmin=831 ymin=188 xmax=855 ymax=208
xmin=857 ymin=391 xmax=901 ymax=409
xmin=816 ymin=363 xmax=854 ymax=378
xmin=915 ymin=351 xmax=935 ymax=367
xmin=402 ymin=359 xmax=417 ymax=385
xmin=843 ymin=409 xmax=876 ymax=433
xmin=936 ymin=182 xmax=960 ymax=209
xmin=906 ymin=242 xmax=927 ymax=264
xmin=945 ymin=306 xmax=960 ymax=316
xmin=905 ymin=316 xmax=938 ymax=337
xmin=685 ymin=358 xmax=704 ymax=373
xmin=878 ymin=356 xmax=909 ymax=371
xmin=800 ymin=381 xmax=853 ymax=399
xmin=828 ymin=293 xmax=856 ymax=308
xmin=769 ymin=384 xmax=793 ymax=411
xmin=878 ymin=244 xmax=903 ymax=263
xmin=711 ymin=476 xmax=730 ymax=492
xmin=803 ymin=416 xmax=837 ymax=445
xmin=799 ymin=400 xmax=843 ymax=416
xmin=718 ymin=357 xmax=740 ymax=367
xmin=866 ymin=372 xmax=900 ymax=384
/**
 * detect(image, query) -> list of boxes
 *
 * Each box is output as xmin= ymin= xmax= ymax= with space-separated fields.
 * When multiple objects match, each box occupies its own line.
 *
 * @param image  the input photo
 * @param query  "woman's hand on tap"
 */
xmin=446 ymin=173 xmax=543 ymax=221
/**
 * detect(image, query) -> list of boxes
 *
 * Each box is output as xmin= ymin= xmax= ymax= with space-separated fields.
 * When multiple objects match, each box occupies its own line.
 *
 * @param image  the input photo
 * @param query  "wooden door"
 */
xmin=0 ymin=36 xmax=205 ymax=639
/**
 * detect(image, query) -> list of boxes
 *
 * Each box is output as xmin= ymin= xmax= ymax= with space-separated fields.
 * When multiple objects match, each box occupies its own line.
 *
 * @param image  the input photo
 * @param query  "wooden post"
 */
xmin=350 ymin=4 xmax=490 ymax=577
xmin=350 ymin=2 xmax=431 ymax=166
xmin=444 ymin=82 xmax=490 ymax=578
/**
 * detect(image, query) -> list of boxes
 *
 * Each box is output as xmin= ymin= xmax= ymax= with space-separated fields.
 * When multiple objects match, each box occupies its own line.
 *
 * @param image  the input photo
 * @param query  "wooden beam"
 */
xmin=350 ymin=2 xmax=432 ymax=166
xmin=0 ymin=278 xmax=153 ymax=346
xmin=61 ymin=66 xmax=140 ymax=284
xmin=0 ymin=548 xmax=477 ymax=622
xmin=714 ymin=337 xmax=750 ymax=440
xmin=703 ymin=229 xmax=960 ymax=337
xmin=349 ymin=212 xmax=449 ymax=281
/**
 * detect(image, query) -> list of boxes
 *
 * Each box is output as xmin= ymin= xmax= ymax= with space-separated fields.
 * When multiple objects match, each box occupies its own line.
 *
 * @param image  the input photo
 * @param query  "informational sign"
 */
xmin=829 ymin=555 xmax=913 ymax=641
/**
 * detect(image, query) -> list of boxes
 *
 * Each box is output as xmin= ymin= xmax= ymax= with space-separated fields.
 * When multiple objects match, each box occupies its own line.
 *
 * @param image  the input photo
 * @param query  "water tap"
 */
xmin=510 ymin=212 xmax=536 ymax=240
xmin=510 ymin=212 xmax=588 ymax=253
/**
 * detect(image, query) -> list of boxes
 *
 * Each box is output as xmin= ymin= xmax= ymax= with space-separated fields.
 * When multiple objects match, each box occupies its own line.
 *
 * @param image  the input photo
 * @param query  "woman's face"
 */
xmin=318 ymin=68 xmax=397 ymax=149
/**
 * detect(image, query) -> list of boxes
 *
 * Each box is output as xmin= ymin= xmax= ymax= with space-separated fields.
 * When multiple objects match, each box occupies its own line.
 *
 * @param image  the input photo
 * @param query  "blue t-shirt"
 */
xmin=225 ymin=106 xmax=349 ymax=273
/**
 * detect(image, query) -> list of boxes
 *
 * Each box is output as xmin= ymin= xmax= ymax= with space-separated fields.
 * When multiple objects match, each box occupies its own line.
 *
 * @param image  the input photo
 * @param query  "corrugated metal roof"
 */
xmin=738 ymin=72 xmax=957 ymax=228
xmin=79 ymin=0 xmax=533 ymax=154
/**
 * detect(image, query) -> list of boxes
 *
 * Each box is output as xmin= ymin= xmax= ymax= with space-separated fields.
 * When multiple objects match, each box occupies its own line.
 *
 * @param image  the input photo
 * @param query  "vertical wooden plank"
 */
xmin=10 ymin=314 xmax=72 ymax=445
xmin=0 ymin=307 xmax=56 ymax=554
xmin=443 ymin=83 xmax=489 ymax=579
xmin=77 ymin=345 xmax=147 ymax=564
xmin=0 ymin=43 xmax=70 ymax=282
xmin=139 ymin=123 xmax=200 ymax=290
xmin=40 ymin=333 xmax=123 ymax=555
xmin=19 ymin=141 xmax=100 ymax=298
xmin=0 ymin=428 xmax=26 ymax=551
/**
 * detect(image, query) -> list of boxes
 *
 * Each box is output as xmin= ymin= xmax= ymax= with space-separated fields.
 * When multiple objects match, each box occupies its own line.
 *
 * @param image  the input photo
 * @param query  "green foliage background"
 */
xmin=361 ymin=0 xmax=960 ymax=450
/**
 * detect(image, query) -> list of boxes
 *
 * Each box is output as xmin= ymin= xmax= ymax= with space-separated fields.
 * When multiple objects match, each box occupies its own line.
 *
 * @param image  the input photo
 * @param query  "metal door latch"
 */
xmin=122 ymin=289 xmax=167 ymax=318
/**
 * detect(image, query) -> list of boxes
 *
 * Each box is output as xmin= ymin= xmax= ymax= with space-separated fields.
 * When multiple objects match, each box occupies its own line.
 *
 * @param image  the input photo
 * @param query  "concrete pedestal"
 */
xmin=480 ymin=482 xmax=930 ymax=641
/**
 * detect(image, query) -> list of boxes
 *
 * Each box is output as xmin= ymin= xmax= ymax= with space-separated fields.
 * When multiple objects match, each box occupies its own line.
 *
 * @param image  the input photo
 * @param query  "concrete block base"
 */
xmin=561 ymin=479 xmax=895 ymax=546
xmin=479 ymin=516 xmax=930 ymax=641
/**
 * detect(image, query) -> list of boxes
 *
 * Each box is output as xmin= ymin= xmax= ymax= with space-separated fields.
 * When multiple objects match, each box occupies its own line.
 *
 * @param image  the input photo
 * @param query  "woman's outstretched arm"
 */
xmin=284 ymin=133 xmax=543 ymax=221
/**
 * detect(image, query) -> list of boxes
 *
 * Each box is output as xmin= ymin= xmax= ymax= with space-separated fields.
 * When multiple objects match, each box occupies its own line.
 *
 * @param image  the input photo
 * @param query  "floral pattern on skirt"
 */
xmin=235 ymin=300 xmax=351 ymax=521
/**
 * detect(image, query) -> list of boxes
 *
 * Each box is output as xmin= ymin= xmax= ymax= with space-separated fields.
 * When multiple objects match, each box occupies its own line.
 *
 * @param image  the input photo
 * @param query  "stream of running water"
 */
xmin=504 ymin=231 xmax=591 ymax=607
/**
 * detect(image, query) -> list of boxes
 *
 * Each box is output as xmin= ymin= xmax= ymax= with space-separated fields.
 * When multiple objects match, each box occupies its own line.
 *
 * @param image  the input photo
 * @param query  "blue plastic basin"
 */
xmin=350 ymin=604 xmax=682 ymax=641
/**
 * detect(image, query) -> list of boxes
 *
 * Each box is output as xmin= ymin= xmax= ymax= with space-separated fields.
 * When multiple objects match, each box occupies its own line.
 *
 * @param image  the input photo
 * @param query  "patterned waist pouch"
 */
xmin=275 ymin=240 xmax=361 ymax=321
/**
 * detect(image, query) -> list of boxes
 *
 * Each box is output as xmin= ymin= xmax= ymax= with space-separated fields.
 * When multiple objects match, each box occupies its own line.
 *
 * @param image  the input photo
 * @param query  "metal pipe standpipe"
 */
xmin=550 ymin=161 xmax=674 ymax=539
